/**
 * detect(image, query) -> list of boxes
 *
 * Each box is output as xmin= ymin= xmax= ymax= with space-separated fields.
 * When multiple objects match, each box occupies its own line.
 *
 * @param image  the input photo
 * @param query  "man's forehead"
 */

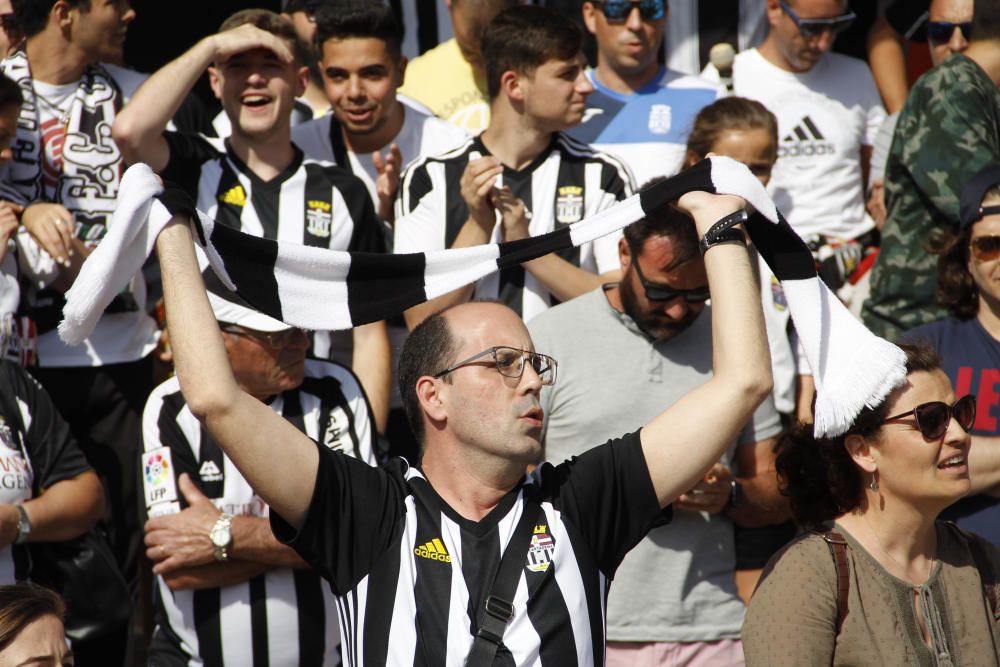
xmin=929 ymin=0 xmax=973 ymax=21
xmin=217 ymin=45 xmax=288 ymax=67
xmin=785 ymin=0 xmax=849 ymax=17
xmin=445 ymin=303 xmax=533 ymax=349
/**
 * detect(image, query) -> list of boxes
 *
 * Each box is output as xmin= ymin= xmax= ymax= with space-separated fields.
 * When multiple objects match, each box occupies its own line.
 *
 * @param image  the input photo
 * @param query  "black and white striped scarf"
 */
xmin=61 ymin=160 xmax=905 ymax=436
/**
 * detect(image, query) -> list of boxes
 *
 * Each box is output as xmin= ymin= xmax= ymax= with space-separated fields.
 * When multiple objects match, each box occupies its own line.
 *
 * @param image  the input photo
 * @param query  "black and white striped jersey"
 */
xmin=160 ymin=132 xmax=387 ymax=254
xmin=271 ymin=430 xmax=668 ymax=666
xmin=141 ymin=359 xmax=377 ymax=667
xmin=393 ymin=134 xmax=635 ymax=322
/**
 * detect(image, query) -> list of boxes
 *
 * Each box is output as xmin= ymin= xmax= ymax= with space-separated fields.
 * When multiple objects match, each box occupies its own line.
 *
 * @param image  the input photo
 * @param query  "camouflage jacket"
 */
xmin=862 ymin=55 xmax=1000 ymax=340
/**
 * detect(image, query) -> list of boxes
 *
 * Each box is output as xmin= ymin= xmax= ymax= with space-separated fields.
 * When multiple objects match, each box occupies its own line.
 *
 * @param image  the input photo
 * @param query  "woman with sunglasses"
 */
xmin=900 ymin=166 xmax=1000 ymax=549
xmin=742 ymin=342 xmax=1000 ymax=665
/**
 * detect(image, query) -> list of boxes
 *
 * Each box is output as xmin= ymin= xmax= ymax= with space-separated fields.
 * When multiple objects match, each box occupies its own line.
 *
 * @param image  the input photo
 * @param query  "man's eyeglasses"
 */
xmin=971 ymin=233 xmax=1000 ymax=262
xmin=882 ymin=394 xmax=976 ymax=440
xmin=433 ymin=346 xmax=558 ymax=385
xmin=220 ymin=324 xmax=305 ymax=349
xmin=594 ymin=0 xmax=665 ymax=24
xmin=779 ymin=0 xmax=856 ymax=39
xmin=926 ymin=20 xmax=972 ymax=45
xmin=630 ymin=250 xmax=710 ymax=303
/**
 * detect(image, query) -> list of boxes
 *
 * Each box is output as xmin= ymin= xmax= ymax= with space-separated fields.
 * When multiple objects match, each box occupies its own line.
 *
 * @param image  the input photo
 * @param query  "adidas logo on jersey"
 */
xmin=219 ymin=184 xmax=247 ymax=207
xmin=778 ymin=116 xmax=834 ymax=158
xmin=199 ymin=460 xmax=223 ymax=482
xmin=414 ymin=538 xmax=451 ymax=563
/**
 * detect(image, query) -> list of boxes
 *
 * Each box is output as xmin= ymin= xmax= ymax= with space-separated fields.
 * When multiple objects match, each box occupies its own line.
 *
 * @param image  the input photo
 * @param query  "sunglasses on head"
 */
xmin=594 ymin=0 xmax=665 ymax=24
xmin=630 ymin=250 xmax=710 ymax=303
xmin=779 ymin=0 xmax=856 ymax=39
xmin=926 ymin=20 xmax=972 ymax=45
xmin=882 ymin=394 xmax=976 ymax=440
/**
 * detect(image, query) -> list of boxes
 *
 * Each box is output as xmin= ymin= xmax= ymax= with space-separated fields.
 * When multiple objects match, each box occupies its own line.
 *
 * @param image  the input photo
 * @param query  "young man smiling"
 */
xmin=113 ymin=9 xmax=392 ymax=433
xmin=292 ymin=2 xmax=466 ymax=223
xmin=395 ymin=5 xmax=635 ymax=329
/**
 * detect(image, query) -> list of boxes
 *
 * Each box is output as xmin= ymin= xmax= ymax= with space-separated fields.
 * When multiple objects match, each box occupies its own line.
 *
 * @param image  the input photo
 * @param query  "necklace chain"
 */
xmin=863 ymin=514 xmax=935 ymax=587
xmin=32 ymin=87 xmax=72 ymax=126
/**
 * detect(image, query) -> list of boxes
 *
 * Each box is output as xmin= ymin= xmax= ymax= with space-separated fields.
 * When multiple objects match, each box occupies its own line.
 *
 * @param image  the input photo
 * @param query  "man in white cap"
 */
xmin=140 ymin=272 xmax=378 ymax=666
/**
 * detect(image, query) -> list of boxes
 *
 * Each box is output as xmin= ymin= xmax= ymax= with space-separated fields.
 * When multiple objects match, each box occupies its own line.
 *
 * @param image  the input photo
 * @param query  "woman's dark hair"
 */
xmin=0 ymin=583 xmax=64 ymax=653
xmin=928 ymin=185 xmax=1000 ymax=318
xmin=775 ymin=342 xmax=942 ymax=529
xmin=683 ymin=96 xmax=778 ymax=167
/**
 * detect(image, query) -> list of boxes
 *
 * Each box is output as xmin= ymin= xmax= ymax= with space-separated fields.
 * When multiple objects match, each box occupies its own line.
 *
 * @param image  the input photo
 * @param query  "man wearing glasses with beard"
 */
xmin=528 ymin=197 xmax=786 ymax=666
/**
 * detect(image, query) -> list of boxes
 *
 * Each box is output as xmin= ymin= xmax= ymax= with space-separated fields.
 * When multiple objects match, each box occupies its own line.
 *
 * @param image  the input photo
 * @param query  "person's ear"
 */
xmin=416 ymin=375 xmax=447 ymax=424
xmin=295 ymin=64 xmax=310 ymax=97
xmin=208 ymin=67 xmax=223 ymax=101
xmin=396 ymin=56 xmax=408 ymax=88
xmin=844 ymin=433 xmax=877 ymax=475
xmin=582 ymin=2 xmax=598 ymax=34
xmin=618 ymin=236 xmax=632 ymax=272
xmin=501 ymin=70 xmax=524 ymax=103
xmin=765 ymin=0 xmax=782 ymax=28
xmin=52 ymin=0 xmax=73 ymax=31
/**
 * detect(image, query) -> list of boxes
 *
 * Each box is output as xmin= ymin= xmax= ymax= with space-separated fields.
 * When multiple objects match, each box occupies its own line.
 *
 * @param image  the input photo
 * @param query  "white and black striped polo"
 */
xmin=393 ymin=134 xmax=635 ymax=322
xmin=160 ymin=132 xmax=387 ymax=254
xmin=272 ymin=430 xmax=668 ymax=666
xmin=142 ymin=359 xmax=378 ymax=667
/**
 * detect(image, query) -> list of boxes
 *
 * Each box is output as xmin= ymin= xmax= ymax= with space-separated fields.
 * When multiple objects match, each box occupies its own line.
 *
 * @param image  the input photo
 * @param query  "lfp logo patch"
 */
xmin=143 ymin=447 xmax=179 ymax=510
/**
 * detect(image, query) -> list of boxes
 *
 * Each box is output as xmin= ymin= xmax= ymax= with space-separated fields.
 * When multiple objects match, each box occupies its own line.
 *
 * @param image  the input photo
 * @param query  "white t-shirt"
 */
xmin=291 ymin=102 xmax=468 ymax=206
xmin=706 ymin=49 xmax=886 ymax=240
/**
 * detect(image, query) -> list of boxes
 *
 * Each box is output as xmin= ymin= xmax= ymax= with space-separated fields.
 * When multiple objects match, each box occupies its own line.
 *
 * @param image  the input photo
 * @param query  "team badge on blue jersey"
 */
xmin=648 ymin=104 xmax=672 ymax=135
xmin=526 ymin=524 xmax=556 ymax=573
xmin=556 ymin=186 xmax=584 ymax=224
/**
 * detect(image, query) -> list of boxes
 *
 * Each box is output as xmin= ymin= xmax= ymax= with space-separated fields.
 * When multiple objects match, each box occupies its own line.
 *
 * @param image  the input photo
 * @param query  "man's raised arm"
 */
xmin=640 ymin=192 xmax=773 ymax=508
xmin=156 ymin=219 xmax=318 ymax=528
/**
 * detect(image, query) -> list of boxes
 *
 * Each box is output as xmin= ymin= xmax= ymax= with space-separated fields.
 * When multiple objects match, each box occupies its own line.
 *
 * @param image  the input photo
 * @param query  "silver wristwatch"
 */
xmin=209 ymin=513 xmax=233 ymax=562
xmin=14 ymin=504 xmax=31 ymax=544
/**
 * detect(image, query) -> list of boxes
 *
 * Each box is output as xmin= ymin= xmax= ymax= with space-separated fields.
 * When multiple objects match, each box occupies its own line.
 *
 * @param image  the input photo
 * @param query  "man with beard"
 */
xmin=528 ymin=197 xmax=786 ymax=665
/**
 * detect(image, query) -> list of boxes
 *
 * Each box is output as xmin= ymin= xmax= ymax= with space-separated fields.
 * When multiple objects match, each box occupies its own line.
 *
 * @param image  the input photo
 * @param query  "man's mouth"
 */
xmin=242 ymin=94 xmax=272 ymax=108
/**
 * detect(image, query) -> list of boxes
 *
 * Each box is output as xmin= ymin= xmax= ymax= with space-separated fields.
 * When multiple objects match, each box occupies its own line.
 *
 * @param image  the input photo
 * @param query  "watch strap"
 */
xmin=699 ymin=209 xmax=749 ymax=254
xmin=211 ymin=513 xmax=233 ymax=562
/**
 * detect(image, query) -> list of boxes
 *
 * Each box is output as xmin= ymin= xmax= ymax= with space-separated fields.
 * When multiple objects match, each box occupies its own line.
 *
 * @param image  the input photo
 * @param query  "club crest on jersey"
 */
xmin=306 ymin=199 xmax=332 ymax=238
xmin=648 ymin=104 xmax=672 ymax=135
xmin=219 ymin=184 xmax=247 ymax=207
xmin=414 ymin=538 xmax=451 ymax=563
xmin=525 ymin=524 xmax=555 ymax=573
xmin=556 ymin=186 xmax=584 ymax=224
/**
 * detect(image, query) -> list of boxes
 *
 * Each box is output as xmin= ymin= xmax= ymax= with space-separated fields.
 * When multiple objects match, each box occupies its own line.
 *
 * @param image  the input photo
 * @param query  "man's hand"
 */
xmin=459 ymin=156 xmax=503 ymax=230
xmin=21 ymin=203 xmax=74 ymax=266
xmin=210 ymin=23 xmax=294 ymax=63
xmin=144 ymin=473 xmax=222 ymax=575
xmin=0 ymin=504 xmax=20 ymax=548
xmin=373 ymin=143 xmax=403 ymax=223
xmin=674 ymin=190 xmax=746 ymax=238
xmin=866 ymin=180 xmax=887 ymax=229
xmin=494 ymin=186 xmax=530 ymax=242
xmin=0 ymin=201 xmax=22 ymax=263
xmin=675 ymin=463 xmax=733 ymax=514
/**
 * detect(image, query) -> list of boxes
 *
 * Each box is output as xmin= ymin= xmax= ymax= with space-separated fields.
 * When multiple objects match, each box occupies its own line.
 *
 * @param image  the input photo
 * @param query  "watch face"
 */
xmin=211 ymin=524 xmax=231 ymax=547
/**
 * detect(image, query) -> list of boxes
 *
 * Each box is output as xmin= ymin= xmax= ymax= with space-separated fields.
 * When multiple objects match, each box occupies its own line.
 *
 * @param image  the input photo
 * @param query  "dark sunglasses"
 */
xmin=219 ymin=324 xmax=306 ymax=349
xmin=779 ymin=0 xmax=855 ymax=39
xmin=594 ymin=0 xmax=665 ymax=24
xmin=926 ymin=20 xmax=972 ymax=45
xmin=971 ymin=233 xmax=1000 ymax=262
xmin=882 ymin=394 xmax=976 ymax=440
xmin=630 ymin=250 xmax=710 ymax=303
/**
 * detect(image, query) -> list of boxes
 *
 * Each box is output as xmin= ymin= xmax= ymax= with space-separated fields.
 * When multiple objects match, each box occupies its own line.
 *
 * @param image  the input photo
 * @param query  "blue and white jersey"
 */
xmin=566 ymin=68 xmax=721 ymax=187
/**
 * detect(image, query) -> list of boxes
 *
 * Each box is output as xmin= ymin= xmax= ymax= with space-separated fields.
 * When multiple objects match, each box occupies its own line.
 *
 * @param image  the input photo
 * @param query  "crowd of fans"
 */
xmin=0 ymin=0 xmax=999 ymax=665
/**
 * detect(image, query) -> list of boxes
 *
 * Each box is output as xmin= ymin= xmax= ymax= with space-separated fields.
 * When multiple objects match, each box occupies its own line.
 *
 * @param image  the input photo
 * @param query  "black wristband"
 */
xmin=700 ymin=228 xmax=747 ymax=254
xmin=699 ymin=209 xmax=748 ymax=254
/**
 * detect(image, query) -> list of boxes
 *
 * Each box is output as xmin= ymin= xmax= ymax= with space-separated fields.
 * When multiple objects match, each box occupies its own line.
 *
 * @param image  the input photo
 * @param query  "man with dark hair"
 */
xmin=398 ymin=0 xmax=516 ymax=132
xmin=141 ymin=276 xmax=377 ymax=666
xmin=863 ymin=0 xmax=1000 ymax=340
xmin=0 ymin=3 xmax=150 ymax=662
xmin=292 ymin=1 xmax=466 ymax=223
xmin=395 ymin=5 xmax=635 ymax=330
xmin=567 ymin=0 xmax=722 ymax=185
xmin=113 ymin=9 xmax=393 ymax=435
xmin=154 ymin=177 xmax=773 ymax=663
xmin=529 ymin=201 xmax=786 ymax=664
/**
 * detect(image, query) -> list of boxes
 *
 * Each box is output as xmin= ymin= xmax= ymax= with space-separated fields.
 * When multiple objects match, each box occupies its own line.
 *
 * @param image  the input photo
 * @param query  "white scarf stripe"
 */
xmin=60 ymin=160 xmax=905 ymax=437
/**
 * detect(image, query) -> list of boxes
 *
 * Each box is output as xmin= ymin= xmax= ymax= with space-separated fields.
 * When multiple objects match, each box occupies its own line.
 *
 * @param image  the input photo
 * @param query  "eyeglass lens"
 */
xmin=913 ymin=395 xmax=977 ymax=440
xmin=632 ymin=255 xmax=710 ymax=303
xmin=926 ymin=21 xmax=972 ymax=44
xmin=598 ymin=0 xmax=665 ymax=23
xmin=971 ymin=235 xmax=1000 ymax=262
xmin=494 ymin=347 xmax=556 ymax=385
xmin=780 ymin=1 xmax=854 ymax=38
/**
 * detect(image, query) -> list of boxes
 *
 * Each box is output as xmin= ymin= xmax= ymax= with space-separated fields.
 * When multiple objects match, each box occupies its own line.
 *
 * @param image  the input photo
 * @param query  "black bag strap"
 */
xmin=326 ymin=114 xmax=351 ymax=172
xmin=817 ymin=529 xmax=850 ymax=633
xmin=466 ymin=485 xmax=542 ymax=666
